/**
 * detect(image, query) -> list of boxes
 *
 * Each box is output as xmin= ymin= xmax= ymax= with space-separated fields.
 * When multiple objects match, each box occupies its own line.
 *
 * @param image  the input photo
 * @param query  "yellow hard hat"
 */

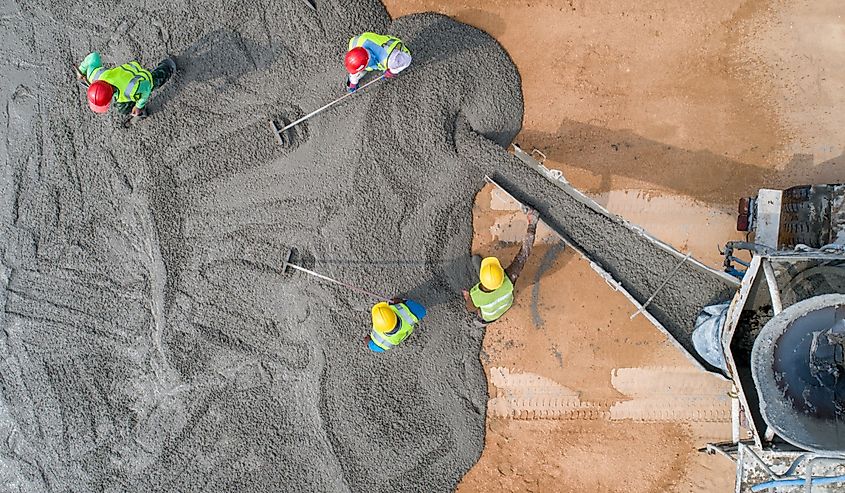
xmin=479 ymin=257 xmax=505 ymax=290
xmin=371 ymin=302 xmax=398 ymax=333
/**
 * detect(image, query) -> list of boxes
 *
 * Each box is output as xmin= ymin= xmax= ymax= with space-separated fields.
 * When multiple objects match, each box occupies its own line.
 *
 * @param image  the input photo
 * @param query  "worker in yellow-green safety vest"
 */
xmin=343 ymin=32 xmax=412 ymax=93
xmin=368 ymin=298 xmax=426 ymax=352
xmin=463 ymin=208 xmax=540 ymax=326
xmin=77 ymin=52 xmax=176 ymax=117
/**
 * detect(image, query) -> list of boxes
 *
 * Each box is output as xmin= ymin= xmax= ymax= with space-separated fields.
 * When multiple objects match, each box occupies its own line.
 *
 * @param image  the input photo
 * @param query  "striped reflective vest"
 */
xmin=369 ymin=302 xmax=419 ymax=351
xmin=348 ymin=32 xmax=410 ymax=72
xmin=470 ymin=276 xmax=515 ymax=322
xmin=89 ymin=61 xmax=153 ymax=105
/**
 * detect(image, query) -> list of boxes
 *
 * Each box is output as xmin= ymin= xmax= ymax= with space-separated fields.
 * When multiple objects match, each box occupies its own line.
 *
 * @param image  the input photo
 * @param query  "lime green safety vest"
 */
xmin=348 ymin=32 xmax=410 ymax=72
xmin=89 ymin=61 xmax=153 ymax=104
xmin=470 ymin=277 xmax=515 ymax=322
xmin=369 ymin=302 xmax=419 ymax=351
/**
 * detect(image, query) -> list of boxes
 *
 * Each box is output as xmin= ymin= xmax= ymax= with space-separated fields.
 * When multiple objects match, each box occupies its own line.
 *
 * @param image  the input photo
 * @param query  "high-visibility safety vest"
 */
xmin=348 ymin=32 xmax=411 ymax=72
xmin=369 ymin=302 xmax=420 ymax=351
xmin=470 ymin=276 xmax=515 ymax=322
xmin=89 ymin=61 xmax=153 ymax=105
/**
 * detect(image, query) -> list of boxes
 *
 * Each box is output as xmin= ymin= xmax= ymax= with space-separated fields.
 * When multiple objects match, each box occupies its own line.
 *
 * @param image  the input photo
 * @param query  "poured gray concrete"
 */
xmin=0 ymin=1 xmax=523 ymax=491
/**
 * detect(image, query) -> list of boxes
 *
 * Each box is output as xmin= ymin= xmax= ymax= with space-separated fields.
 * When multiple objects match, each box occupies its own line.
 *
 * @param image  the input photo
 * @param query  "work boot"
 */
xmin=163 ymin=57 xmax=176 ymax=74
xmin=151 ymin=57 xmax=176 ymax=89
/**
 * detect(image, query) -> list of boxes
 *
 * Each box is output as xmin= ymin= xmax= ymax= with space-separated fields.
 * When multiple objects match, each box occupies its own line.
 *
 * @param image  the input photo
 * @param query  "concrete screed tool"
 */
xmin=281 ymin=250 xmax=389 ymax=301
xmin=269 ymin=74 xmax=385 ymax=146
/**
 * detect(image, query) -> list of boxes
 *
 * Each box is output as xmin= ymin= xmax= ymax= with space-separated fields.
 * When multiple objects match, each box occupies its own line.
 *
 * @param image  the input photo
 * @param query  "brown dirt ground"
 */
xmin=380 ymin=1 xmax=845 ymax=491
xmin=461 ymin=187 xmax=735 ymax=493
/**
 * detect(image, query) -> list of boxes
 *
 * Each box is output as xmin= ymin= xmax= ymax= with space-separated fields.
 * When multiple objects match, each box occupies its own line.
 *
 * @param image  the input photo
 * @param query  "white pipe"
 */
xmin=731 ymin=384 xmax=741 ymax=443
xmin=762 ymin=260 xmax=783 ymax=315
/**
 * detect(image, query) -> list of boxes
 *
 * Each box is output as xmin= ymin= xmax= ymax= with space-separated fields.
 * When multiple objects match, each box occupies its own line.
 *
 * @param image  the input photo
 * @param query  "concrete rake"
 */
xmin=281 ymin=249 xmax=389 ymax=301
xmin=269 ymin=75 xmax=385 ymax=147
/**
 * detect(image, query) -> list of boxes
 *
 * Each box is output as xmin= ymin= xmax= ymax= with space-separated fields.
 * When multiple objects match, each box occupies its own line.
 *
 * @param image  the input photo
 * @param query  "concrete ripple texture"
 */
xmin=0 ymin=0 xmax=524 ymax=491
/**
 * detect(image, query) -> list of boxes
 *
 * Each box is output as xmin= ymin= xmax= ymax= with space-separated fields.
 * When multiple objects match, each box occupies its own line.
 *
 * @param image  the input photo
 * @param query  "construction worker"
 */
xmin=344 ymin=32 xmax=412 ymax=93
xmin=463 ymin=209 xmax=539 ymax=326
xmin=77 ymin=52 xmax=176 ymax=117
xmin=368 ymin=297 xmax=426 ymax=352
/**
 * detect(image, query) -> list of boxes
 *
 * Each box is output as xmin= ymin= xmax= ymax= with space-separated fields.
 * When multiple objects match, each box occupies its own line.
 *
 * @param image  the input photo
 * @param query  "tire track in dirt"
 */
xmin=487 ymin=367 xmax=611 ymax=420
xmin=610 ymin=367 xmax=731 ymax=423
xmin=488 ymin=366 xmax=732 ymax=423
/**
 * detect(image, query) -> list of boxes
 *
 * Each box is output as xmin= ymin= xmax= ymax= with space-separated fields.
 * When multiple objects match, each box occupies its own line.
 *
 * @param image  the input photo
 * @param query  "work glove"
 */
xmin=346 ymin=76 xmax=358 ymax=93
xmin=526 ymin=208 xmax=539 ymax=225
xmin=74 ymin=68 xmax=89 ymax=87
xmin=131 ymin=107 xmax=148 ymax=118
xmin=384 ymin=70 xmax=395 ymax=79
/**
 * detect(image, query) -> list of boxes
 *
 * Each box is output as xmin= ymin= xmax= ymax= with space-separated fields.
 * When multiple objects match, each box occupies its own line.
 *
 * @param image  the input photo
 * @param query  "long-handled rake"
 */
xmin=280 ymin=249 xmax=389 ymax=301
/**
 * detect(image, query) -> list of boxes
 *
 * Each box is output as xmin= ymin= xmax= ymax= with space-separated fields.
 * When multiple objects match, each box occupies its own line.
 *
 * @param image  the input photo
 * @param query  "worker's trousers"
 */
xmin=114 ymin=59 xmax=175 ymax=115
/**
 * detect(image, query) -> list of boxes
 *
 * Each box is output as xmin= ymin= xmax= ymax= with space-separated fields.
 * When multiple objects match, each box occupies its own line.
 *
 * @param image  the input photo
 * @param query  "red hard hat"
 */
xmin=87 ymin=80 xmax=114 ymax=113
xmin=344 ymin=47 xmax=369 ymax=74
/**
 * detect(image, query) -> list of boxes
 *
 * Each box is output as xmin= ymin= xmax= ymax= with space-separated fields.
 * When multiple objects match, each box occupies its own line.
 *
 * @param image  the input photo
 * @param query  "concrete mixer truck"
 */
xmin=694 ymin=184 xmax=845 ymax=492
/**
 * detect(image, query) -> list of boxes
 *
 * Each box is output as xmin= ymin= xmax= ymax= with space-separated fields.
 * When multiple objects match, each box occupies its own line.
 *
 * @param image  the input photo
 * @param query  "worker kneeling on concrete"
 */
xmin=344 ymin=32 xmax=412 ymax=93
xmin=368 ymin=298 xmax=426 ymax=352
xmin=77 ymin=52 xmax=176 ymax=117
xmin=464 ymin=209 xmax=539 ymax=325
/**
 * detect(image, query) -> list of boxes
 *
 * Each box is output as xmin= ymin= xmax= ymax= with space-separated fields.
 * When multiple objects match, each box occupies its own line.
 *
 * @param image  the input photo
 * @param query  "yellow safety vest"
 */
xmin=348 ymin=32 xmax=410 ymax=72
xmin=470 ymin=277 xmax=515 ymax=322
xmin=369 ymin=302 xmax=419 ymax=350
xmin=89 ymin=61 xmax=153 ymax=104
